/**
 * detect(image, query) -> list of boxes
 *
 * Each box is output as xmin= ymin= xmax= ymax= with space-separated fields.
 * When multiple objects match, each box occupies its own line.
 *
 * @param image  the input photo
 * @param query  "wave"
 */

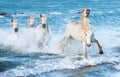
xmin=92 ymin=10 xmax=119 ymax=16
xmin=0 ymin=25 xmax=119 ymax=55
xmin=0 ymin=26 xmax=120 ymax=76
xmin=49 ymin=12 xmax=63 ymax=15
xmin=0 ymin=16 xmax=4 ymax=18
xmin=11 ymin=13 xmax=27 ymax=17
xmin=0 ymin=61 xmax=20 ymax=72
xmin=0 ymin=28 xmax=38 ymax=53
xmin=0 ymin=53 xmax=120 ymax=77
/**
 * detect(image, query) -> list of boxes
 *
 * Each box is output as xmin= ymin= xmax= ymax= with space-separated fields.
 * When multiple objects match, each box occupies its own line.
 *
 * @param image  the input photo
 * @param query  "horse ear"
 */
xmin=81 ymin=8 xmax=85 ymax=13
xmin=10 ymin=20 xmax=13 ymax=26
xmin=40 ymin=14 xmax=42 ymax=18
xmin=11 ymin=20 xmax=13 ymax=22
xmin=31 ymin=16 xmax=34 ymax=19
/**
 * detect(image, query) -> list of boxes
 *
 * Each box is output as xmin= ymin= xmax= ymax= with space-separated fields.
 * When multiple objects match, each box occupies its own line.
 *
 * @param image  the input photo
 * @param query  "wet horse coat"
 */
xmin=58 ymin=9 xmax=103 ymax=59
xmin=28 ymin=16 xmax=36 ymax=28
xmin=34 ymin=14 xmax=49 ymax=47
xmin=10 ymin=19 xmax=19 ymax=33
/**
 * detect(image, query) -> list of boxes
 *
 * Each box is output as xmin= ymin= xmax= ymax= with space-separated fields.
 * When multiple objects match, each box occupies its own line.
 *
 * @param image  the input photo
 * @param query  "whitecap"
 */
xmin=49 ymin=12 xmax=63 ymax=15
xmin=11 ymin=13 xmax=27 ymax=17
xmin=0 ymin=15 xmax=4 ymax=18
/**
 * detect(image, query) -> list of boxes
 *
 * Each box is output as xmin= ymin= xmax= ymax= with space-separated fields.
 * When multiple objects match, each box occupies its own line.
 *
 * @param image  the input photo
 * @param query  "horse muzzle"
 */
xmin=87 ymin=44 xmax=91 ymax=47
xmin=42 ymin=24 xmax=46 ymax=28
xmin=14 ymin=28 xmax=18 ymax=33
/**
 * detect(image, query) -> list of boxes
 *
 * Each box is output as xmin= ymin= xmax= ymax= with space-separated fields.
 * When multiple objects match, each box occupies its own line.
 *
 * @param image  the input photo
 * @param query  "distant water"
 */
xmin=0 ymin=0 xmax=120 ymax=77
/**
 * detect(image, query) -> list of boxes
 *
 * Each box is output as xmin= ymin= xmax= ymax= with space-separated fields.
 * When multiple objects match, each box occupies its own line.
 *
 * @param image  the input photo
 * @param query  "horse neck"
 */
xmin=45 ymin=21 xmax=48 ymax=27
xmin=45 ymin=21 xmax=49 ymax=32
xmin=81 ymin=16 xmax=90 ymax=27
xmin=80 ymin=16 xmax=91 ymax=32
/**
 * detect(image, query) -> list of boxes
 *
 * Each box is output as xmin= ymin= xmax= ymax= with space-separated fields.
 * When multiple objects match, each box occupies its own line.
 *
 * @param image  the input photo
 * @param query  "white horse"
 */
xmin=28 ymin=16 xmax=36 ymax=28
xmin=10 ymin=19 xmax=19 ymax=33
xmin=34 ymin=14 xmax=49 ymax=47
xmin=58 ymin=9 xmax=103 ymax=59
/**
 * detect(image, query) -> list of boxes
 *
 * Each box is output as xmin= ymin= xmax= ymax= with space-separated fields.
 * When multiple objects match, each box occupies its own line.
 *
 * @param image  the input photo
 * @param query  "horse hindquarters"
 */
xmin=57 ymin=28 xmax=71 ymax=52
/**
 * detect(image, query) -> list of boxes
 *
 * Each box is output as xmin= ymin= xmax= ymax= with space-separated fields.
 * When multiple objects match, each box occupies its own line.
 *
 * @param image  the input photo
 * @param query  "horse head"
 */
xmin=10 ymin=19 xmax=18 ymax=33
xmin=78 ymin=8 xmax=90 ymax=18
xmin=28 ymin=16 xmax=35 ymax=27
xmin=83 ymin=26 xmax=94 ymax=47
xmin=40 ymin=14 xmax=48 ymax=29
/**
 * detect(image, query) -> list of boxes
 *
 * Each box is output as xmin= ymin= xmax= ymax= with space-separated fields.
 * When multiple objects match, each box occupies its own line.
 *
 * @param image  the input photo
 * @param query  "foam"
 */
xmin=109 ymin=72 xmax=120 ymax=77
xmin=91 ymin=0 xmax=98 ymax=1
xmin=0 ymin=25 xmax=119 ymax=54
xmin=0 ymin=28 xmax=37 ymax=53
xmin=49 ymin=12 xmax=63 ymax=15
xmin=1 ymin=53 xmax=120 ymax=77
xmin=0 ymin=15 xmax=4 ymax=18
xmin=11 ymin=13 xmax=27 ymax=17
xmin=0 ymin=26 xmax=120 ymax=76
xmin=114 ymin=64 xmax=120 ymax=71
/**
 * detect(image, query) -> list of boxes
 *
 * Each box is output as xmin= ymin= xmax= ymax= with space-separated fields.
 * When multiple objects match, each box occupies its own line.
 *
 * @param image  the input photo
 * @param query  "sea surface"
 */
xmin=0 ymin=0 xmax=120 ymax=77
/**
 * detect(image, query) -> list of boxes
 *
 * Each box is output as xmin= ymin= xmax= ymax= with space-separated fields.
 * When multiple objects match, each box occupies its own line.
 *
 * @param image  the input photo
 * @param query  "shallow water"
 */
xmin=0 ymin=0 xmax=120 ymax=77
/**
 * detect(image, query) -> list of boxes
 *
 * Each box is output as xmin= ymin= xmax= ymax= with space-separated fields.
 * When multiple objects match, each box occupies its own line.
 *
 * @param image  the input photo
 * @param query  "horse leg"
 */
xmin=94 ymin=39 xmax=103 ymax=54
xmin=56 ymin=37 xmax=68 ymax=52
xmin=83 ymin=41 xmax=87 ymax=59
xmin=38 ymin=43 xmax=42 ymax=47
xmin=58 ymin=31 xmax=70 ymax=52
xmin=83 ymin=41 xmax=95 ymax=65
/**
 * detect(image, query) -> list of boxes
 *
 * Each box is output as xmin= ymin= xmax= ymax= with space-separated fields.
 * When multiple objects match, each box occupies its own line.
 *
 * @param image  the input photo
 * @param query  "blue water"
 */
xmin=0 ymin=0 xmax=120 ymax=77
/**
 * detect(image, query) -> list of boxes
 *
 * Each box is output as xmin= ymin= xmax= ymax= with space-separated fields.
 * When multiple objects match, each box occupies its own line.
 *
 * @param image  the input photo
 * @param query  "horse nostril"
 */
xmin=14 ymin=28 xmax=18 ymax=33
xmin=86 ymin=11 xmax=90 ymax=14
xmin=30 ymin=24 xmax=34 ymax=27
xmin=87 ymin=44 xmax=91 ymax=47
xmin=42 ymin=24 xmax=46 ymax=28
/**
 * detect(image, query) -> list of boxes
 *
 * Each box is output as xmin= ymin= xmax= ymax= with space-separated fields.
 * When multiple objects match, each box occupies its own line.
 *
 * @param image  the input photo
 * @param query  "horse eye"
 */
xmin=85 ymin=34 xmax=87 ymax=36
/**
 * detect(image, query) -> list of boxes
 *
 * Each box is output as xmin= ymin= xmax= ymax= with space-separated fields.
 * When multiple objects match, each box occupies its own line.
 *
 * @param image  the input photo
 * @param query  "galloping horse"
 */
xmin=28 ymin=16 xmax=36 ymax=28
xmin=10 ymin=19 xmax=19 ymax=33
xmin=58 ymin=9 xmax=103 ymax=59
xmin=34 ymin=14 xmax=49 ymax=47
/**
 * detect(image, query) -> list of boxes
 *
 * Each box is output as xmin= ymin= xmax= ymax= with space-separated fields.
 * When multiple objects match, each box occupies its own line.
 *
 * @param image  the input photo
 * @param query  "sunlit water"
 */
xmin=0 ymin=0 xmax=120 ymax=77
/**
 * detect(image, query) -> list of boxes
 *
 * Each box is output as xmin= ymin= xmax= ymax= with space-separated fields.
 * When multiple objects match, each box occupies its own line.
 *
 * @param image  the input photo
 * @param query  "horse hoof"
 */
xmin=99 ymin=51 xmax=103 ymax=54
